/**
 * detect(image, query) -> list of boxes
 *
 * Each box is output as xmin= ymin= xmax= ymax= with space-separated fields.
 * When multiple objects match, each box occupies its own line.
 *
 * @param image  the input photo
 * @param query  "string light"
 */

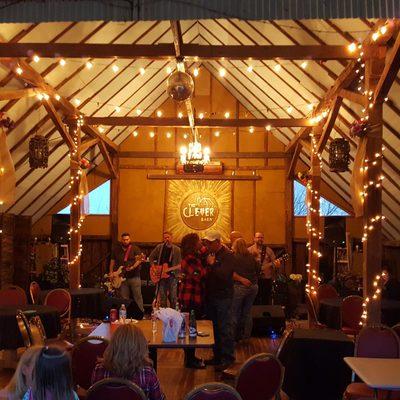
xmin=85 ymin=61 xmax=93 ymax=70
xmin=59 ymin=58 xmax=66 ymax=67
xmin=247 ymin=65 xmax=253 ymax=72
xmin=273 ymin=64 xmax=281 ymax=72
xmin=265 ymin=125 xmax=271 ymax=131
xmin=139 ymin=67 xmax=145 ymax=75
xmin=287 ymin=106 xmax=293 ymax=114
xmin=193 ymin=68 xmax=199 ymax=77
xmin=114 ymin=106 xmax=121 ymax=113
xmin=219 ymin=68 xmax=226 ymax=77
xmin=214 ymin=131 xmax=220 ymax=137
xmin=156 ymin=110 xmax=163 ymax=117
xmin=166 ymin=131 xmax=172 ymax=138
xmin=198 ymin=113 xmax=204 ymax=119
xmin=33 ymin=55 xmax=40 ymax=63
xmin=149 ymin=131 xmax=155 ymax=138
xmin=249 ymin=126 xmax=254 ymax=133
xmin=136 ymin=109 xmax=142 ymax=115
xmin=301 ymin=61 xmax=308 ymax=69
xmin=178 ymin=112 xmax=183 ymax=119
xmin=54 ymin=94 xmax=61 ymax=101
xmin=112 ymin=64 xmax=119 ymax=73
xmin=132 ymin=130 xmax=138 ymax=137
xmin=166 ymin=66 xmax=172 ymax=74
xmin=16 ymin=66 xmax=23 ymax=75
xmin=74 ymin=98 xmax=81 ymax=106
xmin=348 ymin=42 xmax=357 ymax=53
xmin=98 ymin=126 xmax=105 ymax=133
xmin=183 ymin=133 xmax=188 ymax=139
xmin=224 ymin=111 xmax=230 ymax=119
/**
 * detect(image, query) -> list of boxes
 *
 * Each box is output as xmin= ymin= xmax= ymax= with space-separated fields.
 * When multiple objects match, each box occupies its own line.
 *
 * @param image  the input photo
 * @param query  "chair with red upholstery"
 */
xmin=184 ymin=382 xmax=243 ymax=400
xmin=29 ymin=281 xmax=41 ymax=304
xmin=71 ymin=335 xmax=109 ymax=390
xmin=86 ymin=378 xmax=146 ymax=400
xmin=235 ymin=353 xmax=284 ymax=400
xmin=341 ymin=295 xmax=363 ymax=337
xmin=344 ymin=325 xmax=400 ymax=400
xmin=305 ymin=292 xmax=325 ymax=329
xmin=0 ymin=285 xmax=28 ymax=306
xmin=44 ymin=288 xmax=71 ymax=334
xmin=317 ymin=283 xmax=339 ymax=304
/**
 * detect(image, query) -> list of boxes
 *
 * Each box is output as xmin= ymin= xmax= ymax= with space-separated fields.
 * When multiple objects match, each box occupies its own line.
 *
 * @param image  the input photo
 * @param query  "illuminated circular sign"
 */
xmin=180 ymin=192 xmax=219 ymax=230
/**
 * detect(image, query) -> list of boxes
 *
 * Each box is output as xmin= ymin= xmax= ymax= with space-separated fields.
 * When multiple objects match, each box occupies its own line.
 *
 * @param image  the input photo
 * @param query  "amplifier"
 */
xmin=251 ymin=305 xmax=286 ymax=337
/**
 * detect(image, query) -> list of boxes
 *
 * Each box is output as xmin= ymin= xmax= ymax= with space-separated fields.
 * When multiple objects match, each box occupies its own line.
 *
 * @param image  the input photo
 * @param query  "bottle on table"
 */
xmin=189 ymin=309 xmax=197 ymax=338
xmin=151 ymin=308 xmax=157 ymax=334
xmin=119 ymin=304 xmax=127 ymax=323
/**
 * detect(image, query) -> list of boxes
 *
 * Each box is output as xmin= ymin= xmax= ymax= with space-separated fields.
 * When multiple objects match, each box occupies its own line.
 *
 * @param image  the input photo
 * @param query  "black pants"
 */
xmin=255 ymin=278 xmax=272 ymax=305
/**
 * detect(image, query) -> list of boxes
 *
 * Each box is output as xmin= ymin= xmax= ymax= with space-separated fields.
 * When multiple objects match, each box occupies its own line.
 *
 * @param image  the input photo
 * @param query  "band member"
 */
xmin=179 ymin=233 xmax=207 ymax=369
xmin=109 ymin=232 xmax=144 ymax=313
xmin=203 ymin=230 xmax=235 ymax=370
xmin=248 ymin=232 xmax=280 ymax=305
xmin=229 ymin=231 xmax=243 ymax=248
xmin=149 ymin=231 xmax=181 ymax=308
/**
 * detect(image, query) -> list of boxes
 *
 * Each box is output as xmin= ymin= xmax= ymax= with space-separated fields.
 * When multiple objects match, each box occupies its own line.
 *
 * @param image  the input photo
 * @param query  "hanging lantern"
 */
xmin=29 ymin=135 xmax=49 ymax=169
xmin=166 ymin=71 xmax=194 ymax=102
xmin=329 ymin=138 xmax=350 ymax=172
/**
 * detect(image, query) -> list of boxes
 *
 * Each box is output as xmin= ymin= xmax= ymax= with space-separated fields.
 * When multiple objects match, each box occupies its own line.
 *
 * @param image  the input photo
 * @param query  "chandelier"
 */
xmin=180 ymin=140 xmax=210 ymax=173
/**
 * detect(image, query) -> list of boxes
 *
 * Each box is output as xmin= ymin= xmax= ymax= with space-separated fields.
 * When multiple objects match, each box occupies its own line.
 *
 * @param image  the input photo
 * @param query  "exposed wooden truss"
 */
xmin=0 ymin=87 xmax=37 ymax=100
xmin=0 ymin=43 xmax=370 ymax=60
xmin=83 ymin=116 xmax=318 ymax=128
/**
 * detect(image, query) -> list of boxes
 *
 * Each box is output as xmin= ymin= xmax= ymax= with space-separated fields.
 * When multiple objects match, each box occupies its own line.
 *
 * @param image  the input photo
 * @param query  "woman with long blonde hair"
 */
xmin=232 ymin=238 xmax=260 ymax=341
xmin=0 ymin=346 xmax=42 ymax=400
xmin=91 ymin=324 xmax=165 ymax=400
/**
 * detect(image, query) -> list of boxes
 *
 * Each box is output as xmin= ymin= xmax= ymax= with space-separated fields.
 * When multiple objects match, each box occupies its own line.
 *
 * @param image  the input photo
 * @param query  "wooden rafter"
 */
xmin=286 ymin=143 xmax=302 ymax=179
xmin=42 ymin=99 xmax=74 ymax=149
xmin=80 ymin=138 xmax=99 ymax=154
xmin=98 ymin=140 xmax=117 ymax=179
xmin=374 ymin=30 xmax=400 ymax=102
xmin=316 ymin=96 xmax=343 ymax=154
xmin=339 ymin=88 xmax=367 ymax=106
xmin=0 ymin=87 xmax=38 ymax=100
xmin=0 ymin=43 xmax=370 ymax=60
xmin=83 ymin=116 xmax=317 ymax=128
xmin=119 ymin=151 xmax=289 ymax=159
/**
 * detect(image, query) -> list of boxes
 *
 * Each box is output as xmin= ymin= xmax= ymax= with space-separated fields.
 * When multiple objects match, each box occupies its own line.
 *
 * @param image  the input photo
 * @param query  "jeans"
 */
xmin=231 ymin=283 xmax=258 ymax=340
xmin=158 ymin=276 xmax=178 ymax=308
xmin=206 ymin=297 xmax=235 ymax=364
xmin=120 ymin=277 xmax=144 ymax=312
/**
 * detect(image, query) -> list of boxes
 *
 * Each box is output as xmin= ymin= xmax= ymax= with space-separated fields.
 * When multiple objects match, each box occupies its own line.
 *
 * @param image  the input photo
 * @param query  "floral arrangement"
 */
xmin=40 ymin=257 xmax=69 ymax=288
xmin=103 ymin=273 xmax=116 ymax=297
xmin=80 ymin=158 xmax=91 ymax=169
xmin=289 ymin=274 xmax=303 ymax=282
xmin=297 ymin=171 xmax=311 ymax=185
xmin=0 ymin=112 xmax=14 ymax=130
xmin=350 ymin=119 xmax=368 ymax=138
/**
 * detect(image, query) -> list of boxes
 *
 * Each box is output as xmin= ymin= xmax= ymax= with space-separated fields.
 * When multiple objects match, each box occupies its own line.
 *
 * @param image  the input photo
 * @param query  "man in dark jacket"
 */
xmin=203 ymin=230 xmax=235 ymax=370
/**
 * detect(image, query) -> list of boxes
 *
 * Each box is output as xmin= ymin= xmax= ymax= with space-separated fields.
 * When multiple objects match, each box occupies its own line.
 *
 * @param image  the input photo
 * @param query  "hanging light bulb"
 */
xmin=133 ymin=130 xmax=138 ymax=137
xmin=156 ymin=110 xmax=163 ymax=117
xmin=198 ymin=113 xmax=204 ymax=119
xmin=54 ymin=94 xmax=61 ymax=101
xmin=16 ymin=66 xmax=23 ymax=75
xmin=301 ymin=61 xmax=308 ymax=69
xmin=178 ymin=112 xmax=183 ymax=119
xmin=193 ymin=68 xmax=199 ymax=77
xmin=166 ymin=66 xmax=172 ymax=74
xmin=249 ymin=126 xmax=254 ymax=133
xmin=112 ymin=64 xmax=119 ymax=73
xmin=149 ymin=131 xmax=155 ymax=138
xmin=115 ymin=106 xmax=121 ymax=113
xmin=86 ymin=61 xmax=93 ymax=69
xmin=166 ymin=132 xmax=172 ymax=138
xmin=287 ymin=106 xmax=293 ymax=114
xmin=265 ymin=125 xmax=271 ymax=131
xmin=214 ymin=131 xmax=220 ymax=137
xmin=74 ymin=98 xmax=81 ymax=106
xmin=139 ymin=67 xmax=145 ymax=75
xmin=348 ymin=42 xmax=357 ymax=53
xmin=33 ymin=55 xmax=40 ymax=63
xmin=59 ymin=58 xmax=66 ymax=66
xmin=224 ymin=111 xmax=230 ymax=119
xmin=219 ymin=68 xmax=226 ymax=77
xmin=247 ymin=65 xmax=253 ymax=73
xmin=136 ymin=109 xmax=142 ymax=115
xmin=273 ymin=64 xmax=281 ymax=72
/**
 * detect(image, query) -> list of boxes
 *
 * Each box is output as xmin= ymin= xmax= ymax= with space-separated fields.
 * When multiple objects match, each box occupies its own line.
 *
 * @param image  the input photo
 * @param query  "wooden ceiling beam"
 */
xmin=286 ymin=142 xmax=303 ymax=179
xmin=119 ymin=151 xmax=290 ymax=159
xmin=98 ymin=140 xmax=117 ymax=179
xmin=83 ymin=116 xmax=317 ymax=128
xmin=0 ymin=43 xmax=370 ymax=60
xmin=0 ymin=87 xmax=38 ymax=100
xmin=339 ymin=88 xmax=367 ymax=106
xmin=42 ymin=99 xmax=74 ymax=149
xmin=81 ymin=125 xmax=118 ymax=153
xmin=80 ymin=138 xmax=99 ymax=154
xmin=374 ymin=30 xmax=400 ymax=103
xmin=316 ymin=96 xmax=343 ymax=154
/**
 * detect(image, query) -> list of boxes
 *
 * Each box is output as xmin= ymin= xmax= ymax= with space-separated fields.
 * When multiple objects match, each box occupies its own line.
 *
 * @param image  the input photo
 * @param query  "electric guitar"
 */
xmin=150 ymin=263 xmax=181 ymax=284
xmin=108 ymin=254 xmax=144 ymax=289
xmin=260 ymin=252 xmax=290 ymax=279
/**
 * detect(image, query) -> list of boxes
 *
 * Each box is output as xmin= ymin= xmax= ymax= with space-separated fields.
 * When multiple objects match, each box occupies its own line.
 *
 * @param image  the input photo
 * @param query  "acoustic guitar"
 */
xmin=108 ymin=254 xmax=144 ymax=289
xmin=259 ymin=252 xmax=290 ymax=279
xmin=150 ymin=263 xmax=181 ymax=284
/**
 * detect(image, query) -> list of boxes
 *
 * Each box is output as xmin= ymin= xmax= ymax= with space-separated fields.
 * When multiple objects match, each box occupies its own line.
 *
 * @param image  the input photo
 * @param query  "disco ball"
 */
xmin=166 ymin=71 xmax=194 ymax=102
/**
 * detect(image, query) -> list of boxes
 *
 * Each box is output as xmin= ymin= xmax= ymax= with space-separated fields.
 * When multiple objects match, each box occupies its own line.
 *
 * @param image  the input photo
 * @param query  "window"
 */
xmin=294 ymin=180 xmax=348 ymax=217
xmin=58 ymin=180 xmax=110 ymax=215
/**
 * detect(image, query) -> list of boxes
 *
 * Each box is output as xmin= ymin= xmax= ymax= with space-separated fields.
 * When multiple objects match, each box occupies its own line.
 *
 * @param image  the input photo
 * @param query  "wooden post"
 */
xmin=307 ymin=126 xmax=322 ymax=295
xmin=110 ymin=154 xmax=119 ymax=247
xmin=363 ymin=57 xmax=385 ymax=324
xmin=68 ymin=117 xmax=82 ymax=290
xmin=284 ymin=157 xmax=294 ymax=275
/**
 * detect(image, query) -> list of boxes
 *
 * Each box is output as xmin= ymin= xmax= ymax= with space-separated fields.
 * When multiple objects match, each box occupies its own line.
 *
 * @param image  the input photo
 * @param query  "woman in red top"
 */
xmin=179 ymin=233 xmax=207 ymax=369
xmin=91 ymin=324 xmax=165 ymax=400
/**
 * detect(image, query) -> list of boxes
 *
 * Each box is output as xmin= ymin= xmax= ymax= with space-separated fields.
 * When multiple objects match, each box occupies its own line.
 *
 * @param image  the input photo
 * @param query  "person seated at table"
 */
xmin=91 ymin=324 xmax=165 ymax=400
xmin=0 ymin=346 xmax=42 ymax=400
xmin=22 ymin=346 xmax=79 ymax=400
xmin=382 ymin=264 xmax=400 ymax=301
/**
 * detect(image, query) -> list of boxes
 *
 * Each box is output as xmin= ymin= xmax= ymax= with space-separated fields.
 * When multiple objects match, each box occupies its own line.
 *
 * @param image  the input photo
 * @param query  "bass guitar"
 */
xmin=150 ymin=263 xmax=181 ymax=284
xmin=108 ymin=254 xmax=144 ymax=289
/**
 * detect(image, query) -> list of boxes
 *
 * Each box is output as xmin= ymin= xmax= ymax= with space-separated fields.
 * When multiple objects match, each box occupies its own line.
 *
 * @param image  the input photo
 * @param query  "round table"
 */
xmin=319 ymin=297 xmax=400 ymax=329
xmin=40 ymin=288 xmax=105 ymax=319
xmin=0 ymin=305 xmax=61 ymax=350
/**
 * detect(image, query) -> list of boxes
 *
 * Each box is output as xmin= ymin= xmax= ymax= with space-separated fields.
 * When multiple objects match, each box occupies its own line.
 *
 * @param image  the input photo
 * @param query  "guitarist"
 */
xmin=149 ymin=231 xmax=181 ymax=308
xmin=248 ymin=232 xmax=280 ymax=305
xmin=109 ymin=232 xmax=144 ymax=313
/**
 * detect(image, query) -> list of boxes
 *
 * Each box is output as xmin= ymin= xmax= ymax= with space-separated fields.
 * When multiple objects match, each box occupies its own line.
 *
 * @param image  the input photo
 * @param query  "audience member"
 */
xmin=91 ymin=324 xmax=165 ymax=400
xmin=0 ymin=346 xmax=42 ymax=400
xmin=22 ymin=346 xmax=78 ymax=400
xmin=382 ymin=264 xmax=400 ymax=301
xmin=231 ymin=238 xmax=260 ymax=341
